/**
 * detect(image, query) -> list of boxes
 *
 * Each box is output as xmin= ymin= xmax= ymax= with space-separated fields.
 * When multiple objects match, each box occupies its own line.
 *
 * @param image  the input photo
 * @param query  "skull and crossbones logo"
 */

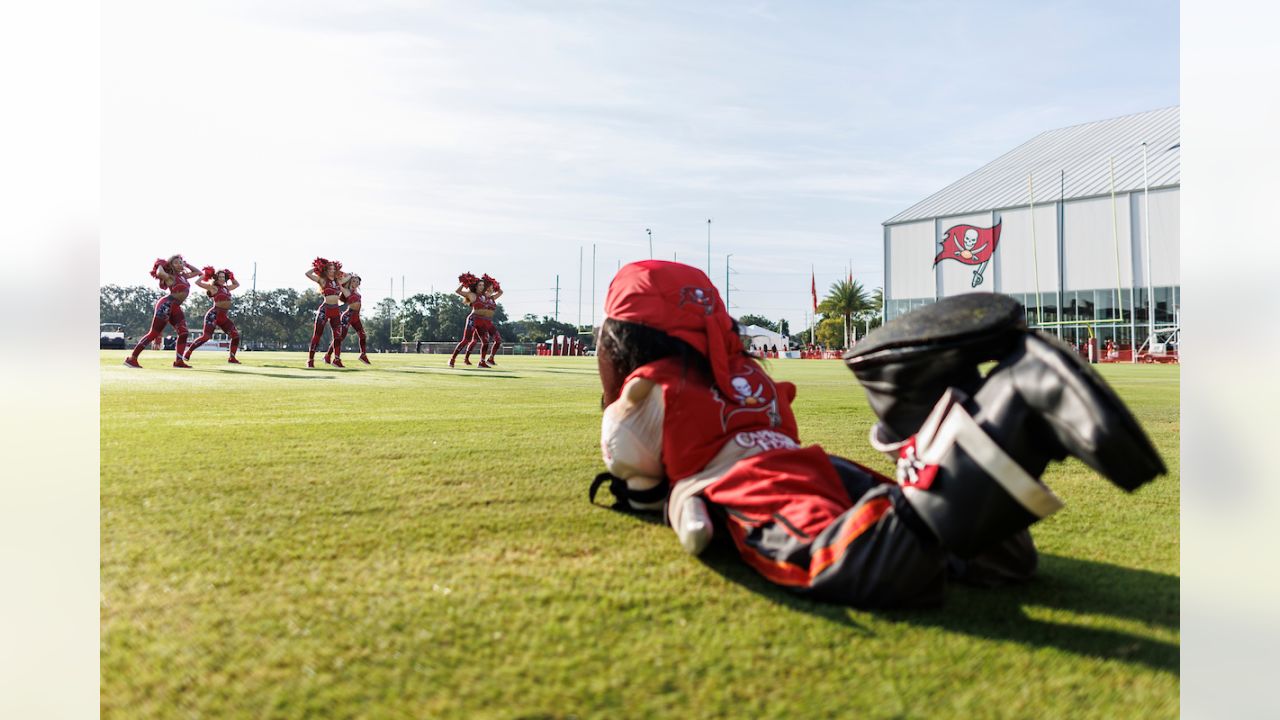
xmin=953 ymin=228 xmax=987 ymax=260
xmin=731 ymin=376 xmax=764 ymax=405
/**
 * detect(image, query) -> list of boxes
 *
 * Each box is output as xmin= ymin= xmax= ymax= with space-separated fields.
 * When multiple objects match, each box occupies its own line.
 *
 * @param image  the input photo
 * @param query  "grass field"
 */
xmin=100 ymin=350 xmax=1179 ymax=719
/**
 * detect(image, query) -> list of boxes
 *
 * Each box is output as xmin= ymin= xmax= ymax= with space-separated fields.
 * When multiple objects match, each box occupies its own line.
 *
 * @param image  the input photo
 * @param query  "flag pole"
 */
xmin=810 ymin=263 xmax=816 ymax=347
xmin=1109 ymin=156 xmax=1124 ymax=358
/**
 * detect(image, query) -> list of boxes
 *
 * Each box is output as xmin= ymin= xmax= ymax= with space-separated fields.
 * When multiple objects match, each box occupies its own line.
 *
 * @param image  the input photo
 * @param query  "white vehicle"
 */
xmin=100 ymin=323 xmax=126 ymax=349
xmin=190 ymin=330 xmax=233 ymax=352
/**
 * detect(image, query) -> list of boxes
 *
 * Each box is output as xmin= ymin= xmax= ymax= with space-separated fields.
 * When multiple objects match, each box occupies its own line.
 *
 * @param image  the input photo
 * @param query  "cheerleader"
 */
xmin=325 ymin=274 xmax=370 ymax=365
xmin=184 ymin=267 xmax=242 ymax=363
xmin=305 ymin=257 xmax=350 ymax=368
xmin=124 ymin=254 xmax=202 ymax=368
xmin=481 ymin=273 xmax=504 ymax=365
xmin=447 ymin=272 xmax=495 ymax=368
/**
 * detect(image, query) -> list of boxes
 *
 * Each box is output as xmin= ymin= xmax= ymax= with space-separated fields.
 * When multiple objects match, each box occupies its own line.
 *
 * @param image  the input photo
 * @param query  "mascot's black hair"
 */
xmin=597 ymin=318 xmax=754 ymax=408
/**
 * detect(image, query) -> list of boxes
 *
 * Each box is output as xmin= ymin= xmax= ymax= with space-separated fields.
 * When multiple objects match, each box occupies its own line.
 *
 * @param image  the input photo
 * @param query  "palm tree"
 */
xmin=817 ymin=279 xmax=870 ymax=349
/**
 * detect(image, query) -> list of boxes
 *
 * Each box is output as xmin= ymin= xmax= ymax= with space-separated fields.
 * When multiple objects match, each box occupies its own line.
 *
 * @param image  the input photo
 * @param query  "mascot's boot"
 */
xmin=844 ymin=293 xmax=1024 ymax=449
xmin=886 ymin=329 xmax=1166 ymax=557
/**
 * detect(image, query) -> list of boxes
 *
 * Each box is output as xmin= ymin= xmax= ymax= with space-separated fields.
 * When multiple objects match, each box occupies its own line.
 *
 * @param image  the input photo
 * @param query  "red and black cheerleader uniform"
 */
xmin=308 ymin=276 xmax=345 ymax=367
xmin=327 ymin=288 xmax=369 ymax=365
xmin=185 ymin=283 xmax=240 ymax=363
xmin=126 ymin=262 xmax=191 ymax=368
xmin=484 ymin=296 xmax=503 ymax=364
xmin=449 ymin=295 xmax=496 ymax=368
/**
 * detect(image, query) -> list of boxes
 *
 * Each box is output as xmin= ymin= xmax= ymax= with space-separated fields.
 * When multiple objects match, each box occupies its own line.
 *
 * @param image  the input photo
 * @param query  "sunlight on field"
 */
xmin=101 ymin=351 xmax=1179 ymax=718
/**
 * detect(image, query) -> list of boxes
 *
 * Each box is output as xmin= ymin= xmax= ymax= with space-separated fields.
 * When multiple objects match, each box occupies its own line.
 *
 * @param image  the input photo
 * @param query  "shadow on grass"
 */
xmin=525 ymin=368 xmax=600 ymax=376
xmin=590 ymin=506 xmax=872 ymax=632
xmin=259 ymin=363 xmax=348 ymax=373
xmin=895 ymin=552 xmax=1180 ymax=674
xmin=700 ymin=543 xmax=1178 ymax=673
xmin=697 ymin=540 xmax=875 ymax=634
xmin=213 ymin=368 xmax=332 ymax=380
xmin=393 ymin=367 xmax=522 ymax=379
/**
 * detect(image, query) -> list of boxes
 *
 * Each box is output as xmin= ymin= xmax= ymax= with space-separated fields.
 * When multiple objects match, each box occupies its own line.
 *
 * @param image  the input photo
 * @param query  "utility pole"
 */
xmin=591 ymin=243 xmax=597 ymax=328
xmin=578 ymin=246 xmax=583 ymax=328
xmin=646 ymin=228 xmax=653 ymax=259
xmin=554 ymin=274 xmax=560 ymax=322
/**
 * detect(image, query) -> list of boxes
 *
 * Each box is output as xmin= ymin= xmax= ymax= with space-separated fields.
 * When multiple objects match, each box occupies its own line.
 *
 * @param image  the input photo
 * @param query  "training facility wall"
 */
xmin=883 ymin=187 xmax=1179 ymax=323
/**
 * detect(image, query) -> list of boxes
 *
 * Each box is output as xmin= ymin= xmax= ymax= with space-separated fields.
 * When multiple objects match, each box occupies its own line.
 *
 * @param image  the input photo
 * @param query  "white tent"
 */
xmin=740 ymin=324 xmax=787 ymax=354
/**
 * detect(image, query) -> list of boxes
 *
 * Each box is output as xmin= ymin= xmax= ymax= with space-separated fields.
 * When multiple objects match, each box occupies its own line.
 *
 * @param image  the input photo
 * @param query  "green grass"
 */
xmin=101 ymin=351 xmax=1179 ymax=719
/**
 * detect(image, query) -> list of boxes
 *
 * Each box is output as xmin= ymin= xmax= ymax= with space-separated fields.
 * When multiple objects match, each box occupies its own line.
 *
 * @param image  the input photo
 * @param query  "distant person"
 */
xmin=185 ymin=267 xmax=241 ymax=364
xmin=305 ymin=258 xmax=351 ymax=368
xmin=448 ymin=272 xmax=496 ymax=368
xmin=590 ymin=261 xmax=1164 ymax=607
xmin=327 ymin=274 xmax=370 ymax=365
xmin=481 ymin=274 xmax=504 ymax=365
xmin=125 ymin=254 xmax=202 ymax=369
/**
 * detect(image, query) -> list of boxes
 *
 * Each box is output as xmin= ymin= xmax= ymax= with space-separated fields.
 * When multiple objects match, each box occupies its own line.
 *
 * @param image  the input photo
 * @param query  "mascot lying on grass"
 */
xmin=590 ymin=260 xmax=1164 ymax=608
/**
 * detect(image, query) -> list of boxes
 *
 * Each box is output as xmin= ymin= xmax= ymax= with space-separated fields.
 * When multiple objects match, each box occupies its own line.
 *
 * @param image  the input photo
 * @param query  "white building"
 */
xmin=883 ymin=107 xmax=1179 ymax=351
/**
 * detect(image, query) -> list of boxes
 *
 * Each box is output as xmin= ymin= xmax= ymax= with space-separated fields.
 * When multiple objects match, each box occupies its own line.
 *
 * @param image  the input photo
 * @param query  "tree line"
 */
xmin=100 ymin=285 xmax=585 ymax=351
xmin=738 ymin=280 xmax=884 ymax=350
xmin=100 ymin=281 xmax=881 ymax=352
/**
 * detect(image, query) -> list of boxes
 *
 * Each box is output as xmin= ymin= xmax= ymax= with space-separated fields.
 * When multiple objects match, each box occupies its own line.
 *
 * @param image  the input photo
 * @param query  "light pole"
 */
xmin=646 ymin=228 xmax=652 ymax=259
xmin=706 ymin=219 xmax=712 ymax=276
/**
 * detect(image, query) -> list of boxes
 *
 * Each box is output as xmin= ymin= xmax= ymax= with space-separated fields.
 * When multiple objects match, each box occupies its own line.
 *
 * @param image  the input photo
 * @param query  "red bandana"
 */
xmin=604 ymin=260 xmax=744 ymax=399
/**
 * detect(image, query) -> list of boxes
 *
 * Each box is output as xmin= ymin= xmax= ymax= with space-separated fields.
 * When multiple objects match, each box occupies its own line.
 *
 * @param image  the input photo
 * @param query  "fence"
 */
xmin=399 ymin=341 xmax=542 ymax=355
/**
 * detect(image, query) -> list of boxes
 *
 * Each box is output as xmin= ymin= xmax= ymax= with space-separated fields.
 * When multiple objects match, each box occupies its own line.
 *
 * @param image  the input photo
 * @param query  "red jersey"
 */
xmin=210 ymin=285 xmax=232 ymax=303
xmin=346 ymin=290 xmax=361 ymax=304
xmin=166 ymin=272 xmax=189 ymax=294
xmin=322 ymin=278 xmax=342 ymax=297
xmin=471 ymin=295 xmax=496 ymax=312
xmin=628 ymin=356 xmax=799 ymax=482
xmin=633 ymin=356 xmax=856 ymax=539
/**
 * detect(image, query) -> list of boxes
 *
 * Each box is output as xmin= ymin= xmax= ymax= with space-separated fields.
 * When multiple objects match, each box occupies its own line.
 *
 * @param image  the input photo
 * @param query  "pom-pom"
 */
xmin=458 ymin=271 xmax=479 ymax=287
xmin=150 ymin=258 xmax=167 ymax=279
xmin=201 ymin=265 xmax=216 ymax=281
xmin=312 ymin=257 xmax=330 ymax=274
xmin=220 ymin=269 xmax=235 ymax=282
xmin=482 ymin=274 xmax=501 ymax=292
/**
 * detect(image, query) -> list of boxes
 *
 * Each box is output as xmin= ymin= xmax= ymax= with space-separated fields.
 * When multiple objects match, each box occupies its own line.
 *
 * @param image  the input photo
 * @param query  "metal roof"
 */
xmin=885 ymin=106 xmax=1179 ymax=225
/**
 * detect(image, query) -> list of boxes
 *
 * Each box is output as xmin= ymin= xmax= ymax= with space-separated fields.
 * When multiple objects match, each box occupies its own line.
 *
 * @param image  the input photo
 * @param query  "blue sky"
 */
xmin=102 ymin=0 xmax=1178 ymax=331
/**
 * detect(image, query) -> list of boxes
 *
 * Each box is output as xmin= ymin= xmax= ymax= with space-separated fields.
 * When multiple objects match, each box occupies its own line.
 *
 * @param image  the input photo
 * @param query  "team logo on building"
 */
xmin=934 ymin=220 xmax=1001 ymax=288
xmin=679 ymin=286 xmax=716 ymax=315
xmin=710 ymin=365 xmax=782 ymax=430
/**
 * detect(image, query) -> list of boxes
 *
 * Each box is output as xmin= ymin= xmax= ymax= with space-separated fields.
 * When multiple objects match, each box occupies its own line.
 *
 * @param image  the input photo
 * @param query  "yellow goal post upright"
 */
xmin=1023 ymin=154 xmax=1132 ymax=357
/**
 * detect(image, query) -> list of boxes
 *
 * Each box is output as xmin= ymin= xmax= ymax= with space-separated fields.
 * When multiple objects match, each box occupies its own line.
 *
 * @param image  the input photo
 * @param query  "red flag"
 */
xmin=810 ymin=270 xmax=818 ymax=312
xmin=934 ymin=221 xmax=1002 ymax=266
